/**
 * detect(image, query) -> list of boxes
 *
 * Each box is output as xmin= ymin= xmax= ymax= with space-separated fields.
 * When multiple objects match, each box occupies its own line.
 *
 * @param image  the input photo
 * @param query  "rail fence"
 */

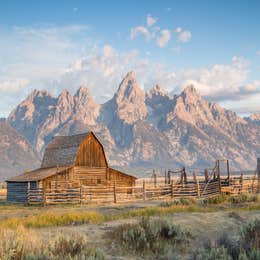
xmin=27 ymin=174 xmax=259 ymax=205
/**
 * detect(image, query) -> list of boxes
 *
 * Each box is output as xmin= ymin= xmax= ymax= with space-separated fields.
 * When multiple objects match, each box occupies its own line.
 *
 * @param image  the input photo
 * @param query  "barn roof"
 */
xmin=6 ymin=166 xmax=70 ymax=182
xmin=41 ymin=132 xmax=91 ymax=168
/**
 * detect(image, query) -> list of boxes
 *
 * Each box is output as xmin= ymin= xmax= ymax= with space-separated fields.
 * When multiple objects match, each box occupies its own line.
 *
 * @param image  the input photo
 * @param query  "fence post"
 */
xmin=227 ymin=160 xmax=230 ymax=185
xmin=153 ymin=170 xmax=157 ymax=187
xmin=183 ymin=167 xmax=187 ymax=184
xmin=204 ymin=169 xmax=209 ymax=183
xmin=79 ymin=181 xmax=82 ymax=204
xmin=143 ymin=180 xmax=146 ymax=200
xmin=171 ymin=180 xmax=174 ymax=199
xmin=257 ymin=158 xmax=260 ymax=193
xmin=240 ymin=173 xmax=243 ymax=194
xmin=193 ymin=172 xmax=200 ymax=198
xmin=43 ymin=180 xmax=46 ymax=206
xmin=217 ymin=160 xmax=221 ymax=194
xmin=113 ymin=180 xmax=117 ymax=203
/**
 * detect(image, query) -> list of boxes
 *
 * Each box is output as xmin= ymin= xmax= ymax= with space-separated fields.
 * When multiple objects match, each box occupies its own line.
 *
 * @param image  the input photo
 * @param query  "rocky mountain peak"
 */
xmin=27 ymin=89 xmax=53 ymax=101
xmin=116 ymin=71 xmax=143 ymax=102
xmin=58 ymin=89 xmax=71 ymax=98
xmin=181 ymin=84 xmax=201 ymax=102
xmin=250 ymin=113 xmax=260 ymax=121
xmin=146 ymin=84 xmax=169 ymax=99
xmin=54 ymin=89 xmax=74 ymax=122
xmin=73 ymin=86 xmax=100 ymax=124
xmin=75 ymin=85 xmax=90 ymax=96
xmin=57 ymin=89 xmax=73 ymax=104
xmin=245 ymin=112 xmax=260 ymax=125
xmin=74 ymin=85 xmax=93 ymax=104
xmin=113 ymin=71 xmax=147 ymax=124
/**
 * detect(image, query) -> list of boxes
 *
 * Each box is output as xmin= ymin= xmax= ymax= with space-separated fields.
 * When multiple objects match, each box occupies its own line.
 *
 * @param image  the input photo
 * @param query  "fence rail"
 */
xmin=25 ymin=174 xmax=259 ymax=205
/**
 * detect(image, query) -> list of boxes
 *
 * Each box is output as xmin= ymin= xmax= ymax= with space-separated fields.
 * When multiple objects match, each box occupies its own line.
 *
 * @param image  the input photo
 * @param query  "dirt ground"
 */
xmin=1 ymin=199 xmax=258 ymax=259
xmin=36 ymin=209 xmax=260 ymax=259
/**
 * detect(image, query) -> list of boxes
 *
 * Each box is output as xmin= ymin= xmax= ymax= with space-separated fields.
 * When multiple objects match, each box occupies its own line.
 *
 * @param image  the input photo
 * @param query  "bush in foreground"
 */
xmin=110 ymin=217 xmax=192 ymax=257
xmin=194 ymin=219 xmax=260 ymax=260
xmin=160 ymin=197 xmax=196 ymax=207
xmin=0 ymin=227 xmax=104 ymax=260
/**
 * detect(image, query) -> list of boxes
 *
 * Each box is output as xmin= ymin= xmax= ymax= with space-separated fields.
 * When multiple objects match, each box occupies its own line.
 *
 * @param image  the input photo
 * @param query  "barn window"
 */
xmin=97 ymin=179 xmax=101 ymax=184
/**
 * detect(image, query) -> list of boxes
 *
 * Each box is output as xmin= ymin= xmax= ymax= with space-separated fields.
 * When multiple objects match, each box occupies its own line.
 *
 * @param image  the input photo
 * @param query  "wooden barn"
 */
xmin=6 ymin=132 xmax=136 ymax=204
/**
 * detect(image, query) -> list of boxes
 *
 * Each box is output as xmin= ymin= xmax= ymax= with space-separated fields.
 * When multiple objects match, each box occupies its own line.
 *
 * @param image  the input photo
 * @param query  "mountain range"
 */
xmin=1 ymin=71 xmax=260 ymax=180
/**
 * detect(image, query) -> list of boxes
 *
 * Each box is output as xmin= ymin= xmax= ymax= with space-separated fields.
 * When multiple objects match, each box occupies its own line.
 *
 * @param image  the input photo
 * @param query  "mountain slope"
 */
xmin=162 ymin=85 xmax=260 ymax=168
xmin=6 ymin=72 xmax=260 ymax=171
xmin=0 ymin=119 xmax=41 ymax=181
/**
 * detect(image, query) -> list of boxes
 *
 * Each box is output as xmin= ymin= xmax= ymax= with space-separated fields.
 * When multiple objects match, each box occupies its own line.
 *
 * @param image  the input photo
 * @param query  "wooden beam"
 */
xmin=113 ymin=180 xmax=117 ymax=203
xmin=226 ymin=160 xmax=230 ymax=183
xmin=257 ymin=158 xmax=260 ymax=193
xmin=143 ymin=180 xmax=146 ymax=200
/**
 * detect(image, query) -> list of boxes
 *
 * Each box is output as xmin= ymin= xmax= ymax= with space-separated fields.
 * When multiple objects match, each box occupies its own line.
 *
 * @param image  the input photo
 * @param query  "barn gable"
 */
xmin=75 ymin=132 xmax=108 ymax=167
xmin=41 ymin=132 xmax=107 ymax=168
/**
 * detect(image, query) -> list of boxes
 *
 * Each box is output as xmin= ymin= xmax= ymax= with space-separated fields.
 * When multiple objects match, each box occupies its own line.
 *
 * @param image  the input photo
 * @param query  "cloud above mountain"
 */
xmin=130 ymin=14 xmax=191 ymax=48
xmin=0 ymin=23 xmax=259 ymax=117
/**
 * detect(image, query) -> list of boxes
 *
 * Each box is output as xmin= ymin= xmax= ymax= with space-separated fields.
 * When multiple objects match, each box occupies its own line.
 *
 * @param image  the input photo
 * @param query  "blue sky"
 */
xmin=0 ymin=0 xmax=260 ymax=117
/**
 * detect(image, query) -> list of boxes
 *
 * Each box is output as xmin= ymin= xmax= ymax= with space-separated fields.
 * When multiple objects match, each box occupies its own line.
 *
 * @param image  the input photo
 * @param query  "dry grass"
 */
xmin=0 ymin=199 xmax=259 ymax=259
xmin=0 ymin=195 xmax=259 ymax=229
xmin=0 ymin=227 xmax=104 ymax=259
xmin=0 ymin=203 xmax=217 ymax=229
xmin=0 ymin=211 xmax=105 ymax=229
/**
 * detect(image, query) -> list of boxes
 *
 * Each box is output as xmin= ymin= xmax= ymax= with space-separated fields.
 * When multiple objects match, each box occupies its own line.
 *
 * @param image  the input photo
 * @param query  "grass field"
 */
xmin=0 ymin=195 xmax=259 ymax=259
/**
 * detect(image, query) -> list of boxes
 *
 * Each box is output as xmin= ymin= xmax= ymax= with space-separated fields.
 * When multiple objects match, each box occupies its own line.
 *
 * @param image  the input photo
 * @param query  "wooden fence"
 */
xmin=26 ymin=174 xmax=258 ymax=205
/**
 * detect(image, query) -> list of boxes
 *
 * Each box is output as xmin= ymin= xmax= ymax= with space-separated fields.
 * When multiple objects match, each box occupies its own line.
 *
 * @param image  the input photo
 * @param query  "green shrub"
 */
xmin=195 ymin=246 xmax=232 ymax=260
xmin=228 ymin=193 xmax=259 ymax=204
xmin=51 ymin=235 xmax=86 ymax=257
xmin=229 ymin=194 xmax=249 ymax=204
xmin=240 ymin=219 xmax=260 ymax=252
xmin=111 ymin=217 xmax=192 ymax=256
xmin=194 ymin=219 xmax=260 ymax=260
xmin=238 ymin=249 xmax=260 ymax=260
xmin=202 ymin=194 xmax=228 ymax=205
xmin=160 ymin=197 xmax=196 ymax=207
xmin=216 ymin=233 xmax=240 ymax=259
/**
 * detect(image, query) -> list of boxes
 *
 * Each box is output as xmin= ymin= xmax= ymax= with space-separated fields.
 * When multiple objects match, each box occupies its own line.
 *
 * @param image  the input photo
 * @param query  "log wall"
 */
xmin=73 ymin=167 xmax=107 ymax=185
xmin=7 ymin=181 xmax=37 ymax=203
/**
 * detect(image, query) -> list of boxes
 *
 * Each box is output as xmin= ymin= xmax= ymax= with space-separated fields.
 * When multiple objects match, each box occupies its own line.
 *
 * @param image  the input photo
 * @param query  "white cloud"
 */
xmin=59 ymin=46 xmax=259 ymax=110
xmin=175 ymin=27 xmax=182 ymax=33
xmin=156 ymin=29 xmax=171 ymax=48
xmin=130 ymin=15 xmax=192 ymax=47
xmin=146 ymin=14 xmax=157 ymax=27
xmin=257 ymin=50 xmax=260 ymax=56
xmin=178 ymin=30 xmax=192 ymax=43
xmin=169 ymin=56 xmax=259 ymax=103
xmin=0 ymin=24 xmax=91 ymax=117
xmin=0 ymin=78 xmax=29 ymax=93
xmin=0 ymin=23 xmax=259 ymax=117
xmin=130 ymin=26 xmax=152 ymax=41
